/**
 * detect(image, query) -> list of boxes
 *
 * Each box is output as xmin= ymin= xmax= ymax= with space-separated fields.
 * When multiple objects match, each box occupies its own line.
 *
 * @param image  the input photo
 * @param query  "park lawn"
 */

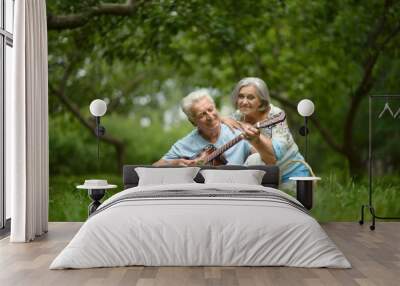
xmin=49 ymin=173 xmax=400 ymax=222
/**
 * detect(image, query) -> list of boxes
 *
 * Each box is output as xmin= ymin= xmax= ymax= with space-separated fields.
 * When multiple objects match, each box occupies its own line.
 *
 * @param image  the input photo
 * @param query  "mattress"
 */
xmin=50 ymin=183 xmax=351 ymax=269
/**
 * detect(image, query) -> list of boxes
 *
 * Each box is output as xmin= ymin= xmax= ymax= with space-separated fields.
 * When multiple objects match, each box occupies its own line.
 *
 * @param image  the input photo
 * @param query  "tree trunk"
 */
xmin=345 ymin=150 xmax=364 ymax=181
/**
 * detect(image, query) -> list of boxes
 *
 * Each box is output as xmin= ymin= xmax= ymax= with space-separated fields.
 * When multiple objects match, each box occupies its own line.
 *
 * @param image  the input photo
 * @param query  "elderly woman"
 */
xmin=224 ymin=77 xmax=310 ymax=188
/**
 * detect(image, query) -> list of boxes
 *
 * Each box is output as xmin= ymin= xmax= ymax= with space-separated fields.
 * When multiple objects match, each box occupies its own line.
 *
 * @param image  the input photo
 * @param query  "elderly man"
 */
xmin=153 ymin=89 xmax=276 ymax=166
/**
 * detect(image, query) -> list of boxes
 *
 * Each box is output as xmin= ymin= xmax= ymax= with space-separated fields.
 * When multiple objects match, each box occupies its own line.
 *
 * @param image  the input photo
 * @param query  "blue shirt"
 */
xmin=162 ymin=124 xmax=252 ymax=165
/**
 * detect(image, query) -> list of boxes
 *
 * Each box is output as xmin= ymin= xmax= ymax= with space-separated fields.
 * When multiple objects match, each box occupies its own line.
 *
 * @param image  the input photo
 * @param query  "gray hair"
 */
xmin=231 ymin=77 xmax=271 ymax=111
xmin=181 ymin=89 xmax=215 ymax=124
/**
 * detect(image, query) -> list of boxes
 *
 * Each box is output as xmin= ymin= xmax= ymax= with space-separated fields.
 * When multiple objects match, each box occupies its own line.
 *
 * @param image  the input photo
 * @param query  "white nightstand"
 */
xmin=289 ymin=177 xmax=321 ymax=210
xmin=77 ymin=180 xmax=117 ymax=216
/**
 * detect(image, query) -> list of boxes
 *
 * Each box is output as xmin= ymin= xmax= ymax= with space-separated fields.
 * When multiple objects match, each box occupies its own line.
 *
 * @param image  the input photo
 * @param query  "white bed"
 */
xmin=50 ymin=181 xmax=351 ymax=269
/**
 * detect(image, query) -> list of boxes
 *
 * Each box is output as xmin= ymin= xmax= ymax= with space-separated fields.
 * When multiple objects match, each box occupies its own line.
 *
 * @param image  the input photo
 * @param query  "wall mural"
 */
xmin=45 ymin=0 xmax=400 ymax=223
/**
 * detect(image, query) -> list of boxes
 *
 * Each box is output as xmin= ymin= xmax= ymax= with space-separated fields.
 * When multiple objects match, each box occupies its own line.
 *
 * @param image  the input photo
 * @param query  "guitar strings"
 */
xmin=204 ymin=112 xmax=285 ymax=164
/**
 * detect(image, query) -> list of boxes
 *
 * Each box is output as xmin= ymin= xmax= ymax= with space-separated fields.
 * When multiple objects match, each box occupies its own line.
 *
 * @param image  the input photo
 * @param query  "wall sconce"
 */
xmin=89 ymin=99 xmax=107 ymax=163
xmin=297 ymin=99 xmax=315 ymax=162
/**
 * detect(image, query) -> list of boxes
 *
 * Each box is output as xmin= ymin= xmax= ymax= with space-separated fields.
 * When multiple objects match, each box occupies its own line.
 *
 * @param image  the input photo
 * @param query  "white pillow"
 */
xmin=136 ymin=167 xmax=200 ymax=186
xmin=200 ymin=169 xmax=265 ymax=185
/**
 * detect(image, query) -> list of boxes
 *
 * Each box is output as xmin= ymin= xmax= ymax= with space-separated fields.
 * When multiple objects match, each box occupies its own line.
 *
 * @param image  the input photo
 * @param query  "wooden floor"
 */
xmin=0 ymin=222 xmax=399 ymax=286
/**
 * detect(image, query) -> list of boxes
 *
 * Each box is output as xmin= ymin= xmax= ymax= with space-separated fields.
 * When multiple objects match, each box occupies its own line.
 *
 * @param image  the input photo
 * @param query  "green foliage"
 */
xmin=49 ymin=114 xmax=116 ymax=175
xmin=104 ymin=113 xmax=193 ymax=164
xmin=47 ymin=0 xmax=400 ymax=176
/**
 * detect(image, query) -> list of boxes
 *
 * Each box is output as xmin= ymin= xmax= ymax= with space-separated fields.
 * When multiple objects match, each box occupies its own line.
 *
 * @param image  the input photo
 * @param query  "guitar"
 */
xmin=190 ymin=112 xmax=286 ymax=166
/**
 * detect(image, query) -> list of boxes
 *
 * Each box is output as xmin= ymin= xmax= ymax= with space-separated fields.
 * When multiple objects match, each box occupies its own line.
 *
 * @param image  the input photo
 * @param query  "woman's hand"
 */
xmin=240 ymin=125 xmax=276 ymax=165
xmin=241 ymin=123 xmax=261 ymax=142
xmin=221 ymin=117 xmax=244 ymax=133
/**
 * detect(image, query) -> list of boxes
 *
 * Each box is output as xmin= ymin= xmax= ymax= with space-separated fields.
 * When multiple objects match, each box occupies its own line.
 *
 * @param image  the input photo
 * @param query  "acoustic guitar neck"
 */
xmin=203 ymin=112 xmax=286 ymax=164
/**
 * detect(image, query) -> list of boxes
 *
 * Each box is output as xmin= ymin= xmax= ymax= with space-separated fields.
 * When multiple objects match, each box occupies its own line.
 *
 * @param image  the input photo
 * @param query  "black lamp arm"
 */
xmin=95 ymin=116 xmax=106 ymax=137
xmin=298 ymin=116 xmax=309 ymax=162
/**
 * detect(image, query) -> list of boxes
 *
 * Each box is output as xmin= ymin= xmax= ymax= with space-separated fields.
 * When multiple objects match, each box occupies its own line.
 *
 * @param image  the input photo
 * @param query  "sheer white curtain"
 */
xmin=7 ymin=0 xmax=48 ymax=242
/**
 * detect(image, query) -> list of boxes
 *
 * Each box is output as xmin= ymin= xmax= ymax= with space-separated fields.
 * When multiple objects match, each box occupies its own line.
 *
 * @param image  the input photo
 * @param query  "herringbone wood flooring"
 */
xmin=0 ymin=222 xmax=399 ymax=286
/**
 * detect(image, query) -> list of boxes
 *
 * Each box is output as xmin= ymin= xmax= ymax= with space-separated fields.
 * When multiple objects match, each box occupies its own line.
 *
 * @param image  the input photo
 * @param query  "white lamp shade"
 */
xmin=297 ymin=99 xmax=315 ymax=117
xmin=89 ymin=99 xmax=107 ymax=117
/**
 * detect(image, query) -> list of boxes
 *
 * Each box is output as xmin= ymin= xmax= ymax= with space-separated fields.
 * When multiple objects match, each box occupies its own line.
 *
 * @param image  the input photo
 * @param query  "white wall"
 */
xmin=5 ymin=0 xmax=14 ymax=33
xmin=5 ymin=43 xmax=13 ymax=219
xmin=4 ymin=0 xmax=15 ymax=220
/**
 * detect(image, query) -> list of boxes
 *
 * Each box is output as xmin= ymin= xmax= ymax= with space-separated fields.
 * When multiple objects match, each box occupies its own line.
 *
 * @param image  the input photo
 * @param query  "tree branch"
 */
xmin=107 ymin=72 xmax=146 ymax=113
xmin=365 ymin=0 xmax=391 ymax=50
xmin=47 ymin=0 xmax=140 ymax=30
xmin=381 ymin=22 xmax=400 ymax=48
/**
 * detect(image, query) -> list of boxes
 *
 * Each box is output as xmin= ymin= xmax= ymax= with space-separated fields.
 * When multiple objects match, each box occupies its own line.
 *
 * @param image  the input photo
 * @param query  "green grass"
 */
xmin=309 ymin=173 xmax=400 ymax=222
xmin=49 ymin=173 xmax=400 ymax=222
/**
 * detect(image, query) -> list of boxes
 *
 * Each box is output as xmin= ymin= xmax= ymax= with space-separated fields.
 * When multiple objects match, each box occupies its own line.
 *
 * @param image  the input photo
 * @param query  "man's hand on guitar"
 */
xmin=172 ymin=158 xmax=197 ymax=166
xmin=153 ymin=158 xmax=198 ymax=166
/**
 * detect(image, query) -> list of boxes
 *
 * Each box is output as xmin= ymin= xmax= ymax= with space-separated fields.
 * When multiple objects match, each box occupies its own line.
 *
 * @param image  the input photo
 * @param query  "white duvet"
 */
xmin=50 ymin=183 xmax=351 ymax=269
